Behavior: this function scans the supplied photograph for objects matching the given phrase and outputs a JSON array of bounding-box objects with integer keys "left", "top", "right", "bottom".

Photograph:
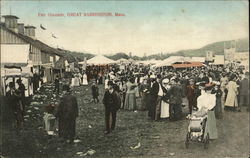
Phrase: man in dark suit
[
  {"left": 148, "top": 76, "right": 159, "bottom": 120},
  {"left": 154, "top": 74, "right": 168, "bottom": 121},
  {"left": 56, "top": 85, "right": 79, "bottom": 143},
  {"left": 103, "top": 83, "right": 121, "bottom": 134},
  {"left": 54, "top": 76, "right": 60, "bottom": 94},
  {"left": 239, "top": 72, "right": 249, "bottom": 110},
  {"left": 186, "top": 79, "right": 197, "bottom": 114},
  {"left": 6, "top": 82, "right": 23, "bottom": 131},
  {"left": 168, "top": 78, "right": 183, "bottom": 121},
  {"left": 17, "top": 79, "right": 25, "bottom": 118}
]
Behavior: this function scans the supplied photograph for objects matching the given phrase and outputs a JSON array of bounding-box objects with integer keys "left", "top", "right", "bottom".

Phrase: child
[
  {"left": 43, "top": 104, "right": 56, "bottom": 136},
  {"left": 91, "top": 82, "right": 99, "bottom": 103}
]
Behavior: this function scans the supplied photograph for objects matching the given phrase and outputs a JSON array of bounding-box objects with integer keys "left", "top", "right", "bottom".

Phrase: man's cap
[{"left": 17, "top": 79, "right": 22, "bottom": 83}]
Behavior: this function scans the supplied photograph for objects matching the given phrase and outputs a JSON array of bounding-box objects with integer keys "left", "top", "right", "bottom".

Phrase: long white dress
[
  {"left": 224, "top": 81, "right": 238, "bottom": 107},
  {"left": 160, "top": 100, "right": 169, "bottom": 118},
  {"left": 71, "top": 77, "right": 80, "bottom": 87},
  {"left": 104, "top": 79, "right": 109, "bottom": 89},
  {"left": 196, "top": 92, "right": 218, "bottom": 139},
  {"left": 82, "top": 74, "right": 88, "bottom": 85}
]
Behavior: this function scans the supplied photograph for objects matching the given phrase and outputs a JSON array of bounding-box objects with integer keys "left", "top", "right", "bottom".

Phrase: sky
[{"left": 1, "top": 0, "right": 249, "bottom": 56}]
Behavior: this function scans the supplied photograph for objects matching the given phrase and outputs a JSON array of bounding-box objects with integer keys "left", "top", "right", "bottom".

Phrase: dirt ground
[{"left": 1, "top": 83, "right": 249, "bottom": 158}]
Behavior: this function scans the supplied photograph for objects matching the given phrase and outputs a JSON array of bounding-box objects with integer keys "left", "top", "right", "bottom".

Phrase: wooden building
[{"left": 1, "top": 15, "right": 66, "bottom": 95}]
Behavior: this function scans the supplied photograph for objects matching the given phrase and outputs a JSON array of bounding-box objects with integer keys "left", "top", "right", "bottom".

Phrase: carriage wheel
[
  {"left": 185, "top": 132, "right": 191, "bottom": 149},
  {"left": 204, "top": 134, "right": 209, "bottom": 149}
]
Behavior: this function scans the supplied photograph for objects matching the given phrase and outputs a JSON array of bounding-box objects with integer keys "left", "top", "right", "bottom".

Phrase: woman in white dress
[
  {"left": 82, "top": 73, "right": 88, "bottom": 86},
  {"left": 160, "top": 78, "right": 170, "bottom": 119},
  {"left": 196, "top": 85, "right": 218, "bottom": 140},
  {"left": 124, "top": 78, "right": 137, "bottom": 111},
  {"left": 104, "top": 76, "right": 109, "bottom": 90},
  {"left": 224, "top": 75, "right": 239, "bottom": 110},
  {"left": 71, "top": 74, "right": 80, "bottom": 87}
]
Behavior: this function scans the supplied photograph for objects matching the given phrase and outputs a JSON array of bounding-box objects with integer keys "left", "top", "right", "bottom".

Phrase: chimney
[
  {"left": 25, "top": 25, "right": 36, "bottom": 38},
  {"left": 18, "top": 23, "right": 24, "bottom": 34},
  {"left": 2, "top": 15, "right": 19, "bottom": 33}
]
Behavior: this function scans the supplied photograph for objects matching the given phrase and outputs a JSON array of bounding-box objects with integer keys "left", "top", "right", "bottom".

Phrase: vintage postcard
[{"left": 0, "top": 0, "right": 249, "bottom": 158}]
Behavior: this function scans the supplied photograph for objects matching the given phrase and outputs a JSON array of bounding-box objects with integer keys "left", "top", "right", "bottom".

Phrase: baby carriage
[{"left": 185, "top": 109, "right": 210, "bottom": 149}]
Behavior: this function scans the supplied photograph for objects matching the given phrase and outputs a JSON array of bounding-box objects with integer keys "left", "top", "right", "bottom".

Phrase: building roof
[
  {"left": 172, "top": 62, "right": 204, "bottom": 68},
  {"left": 24, "top": 25, "right": 36, "bottom": 29},
  {"left": 2, "top": 15, "right": 19, "bottom": 19},
  {"left": 0, "top": 23, "right": 63, "bottom": 57}
]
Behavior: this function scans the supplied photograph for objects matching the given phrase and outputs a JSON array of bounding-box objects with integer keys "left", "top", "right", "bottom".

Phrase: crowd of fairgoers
[{"left": 3, "top": 62, "right": 249, "bottom": 142}]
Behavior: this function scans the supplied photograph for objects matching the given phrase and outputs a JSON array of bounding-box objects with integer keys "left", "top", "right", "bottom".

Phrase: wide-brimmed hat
[
  {"left": 150, "top": 74, "right": 156, "bottom": 79},
  {"left": 162, "top": 78, "right": 169, "bottom": 84}
]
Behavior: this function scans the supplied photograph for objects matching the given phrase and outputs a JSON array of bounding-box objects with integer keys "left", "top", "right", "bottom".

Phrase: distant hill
[
  {"left": 57, "top": 48, "right": 94, "bottom": 62},
  {"left": 173, "top": 38, "right": 249, "bottom": 57},
  {"left": 106, "top": 52, "right": 129, "bottom": 60},
  {"left": 62, "top": 38, "right": 249, "bottom": 62}
]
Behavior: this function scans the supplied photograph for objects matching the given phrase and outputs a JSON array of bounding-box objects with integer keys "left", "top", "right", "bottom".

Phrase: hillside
[
  {"left": 173, "top": 38, "right": 249, "bottom": 57},
  {"left": 62, "top": 38, "right": 249, "bottom": 62}
]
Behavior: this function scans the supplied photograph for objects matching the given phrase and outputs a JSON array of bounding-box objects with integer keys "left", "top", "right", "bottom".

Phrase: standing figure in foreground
[
  {"left": 91, "top": 82, "right": 99, "bottom": 103},
  {"left": 224, "top": 74, "right": 239, "bottom": 111},
  {"left": 103, "top": 84, "right": 121, "bottom": 134},
  {"left": 124, "top": 78, "right": 137, "bottom": 111},
  {"left": 54, "top": 76, "right": 60, "bottom": 94},
  {"left": 211, "top": 84, "right": 223, "bottom": 119},
  {"left": 56, "top": 85, "right": 79, "bottom": 143},
  {"left": 186, "top": 79, "right": 197, "bottom": 115},
  {"left": 148, "top": 77, "right": 158, "bottom": 120},
  {"left": 239, "top": 71, "right": 249, "bottom": 111},
  {"left": 17, "top": 79, "right": 26, "bottom": 118},
  {"left": 6, "top": 82, "right": 23, "bottom": 131},
  {"left": 196, "top": 85, "right": 218, "bottom": 140},
  {"left": 168, "top": 78, "right": 183, "bottom": 121}
]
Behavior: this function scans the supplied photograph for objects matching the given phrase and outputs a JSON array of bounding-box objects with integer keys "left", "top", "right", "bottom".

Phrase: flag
[{"left": 40, "top": 24, "right": 46, "bottom": 30}]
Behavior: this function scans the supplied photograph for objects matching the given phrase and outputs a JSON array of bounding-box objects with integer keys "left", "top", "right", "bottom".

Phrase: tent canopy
[
  {"left": 153, "top": 56, "right": 189, "bottom": 67},
  {"left": 86, "top": 55, "right": 116, "bottom": 65},
  {"left": 172, "top": 62, "right": 203, "bottom": 68},
  {"left": 116, "top": 58, "right": 130, "bottom": 63},
  {"left": 136, "top": 59, "right": 162, "bottom": 65},
  {"left": 191, "top": 57, "right": 205, "bottom": 63}
]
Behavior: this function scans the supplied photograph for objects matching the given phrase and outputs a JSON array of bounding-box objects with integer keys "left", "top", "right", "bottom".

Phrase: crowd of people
[
  {"left": 4, "top": 62, "right": 249, "bottom": 142},
  {"left": 98, "top": 64, "right": 249, "bottom": 138}
]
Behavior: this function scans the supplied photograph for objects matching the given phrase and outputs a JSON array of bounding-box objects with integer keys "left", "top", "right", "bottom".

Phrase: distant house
[
  {"left": 224, "top": 46, "right": 249, "bottom": 62},
  {"left": 205, "top": 51, "right": 214, "bottom": 62}
]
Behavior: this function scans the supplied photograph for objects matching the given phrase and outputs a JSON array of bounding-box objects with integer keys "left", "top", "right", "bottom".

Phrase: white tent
[
  {"left": 136, "top": 59, "right": 162, "bottom": 65},
  {"left": 153, "top": 56, "right": 188, "bottom": 67},
  {"left": 191, "top": 57, "right": 205, "bottom": 63},
  {"left": 86, "top": 55, "right": 116, "bottom": 65},
  {"left": 116, "top": 58, "right": 130, "bottom": 63}
]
